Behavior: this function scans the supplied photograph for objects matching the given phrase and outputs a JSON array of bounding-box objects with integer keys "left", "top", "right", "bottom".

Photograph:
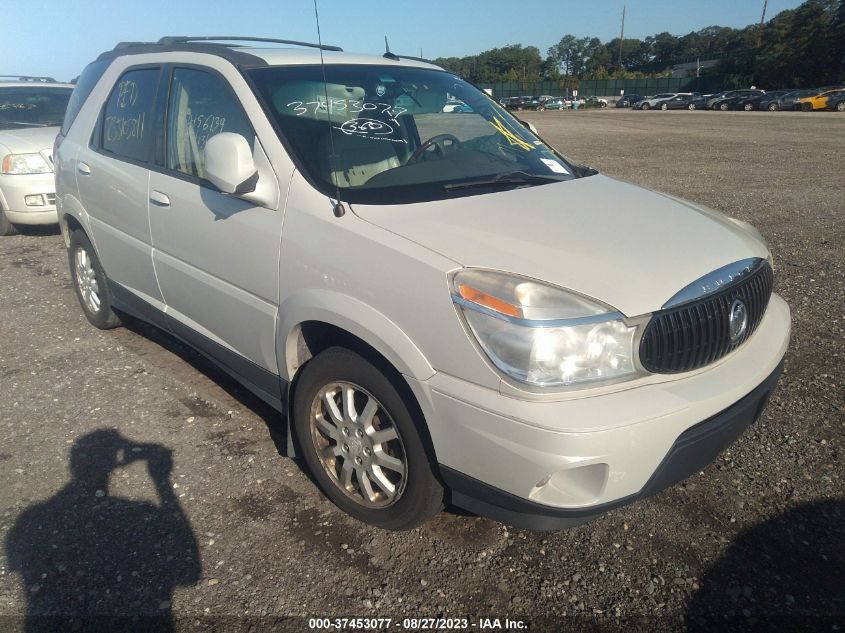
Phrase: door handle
[
  {"left": 77, "top": 162, "right": 91, "bottom": 176},
  {"left": 149, "top": 190, "right": 171, "bottom": 207}
]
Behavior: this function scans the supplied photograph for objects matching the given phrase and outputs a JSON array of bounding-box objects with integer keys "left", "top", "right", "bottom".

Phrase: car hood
[
  {"left": 0, "top": 126, "right": 59, "bottom": 154},
  {"left": 351, "top": 174, "right": 769, "bottom": 317}
]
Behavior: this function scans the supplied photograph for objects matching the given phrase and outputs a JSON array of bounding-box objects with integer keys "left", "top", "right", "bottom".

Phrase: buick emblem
[{"left": 728, "top": 299, "right": 748, "bottom": 343}]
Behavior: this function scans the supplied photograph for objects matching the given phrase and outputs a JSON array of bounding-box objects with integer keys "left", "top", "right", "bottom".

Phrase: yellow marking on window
[{"left": 490, "top": 116, "right": 534, "bottom": 151}]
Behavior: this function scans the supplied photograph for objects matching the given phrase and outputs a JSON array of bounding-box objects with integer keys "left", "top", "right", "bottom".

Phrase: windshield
[
  {"left": 0, "top": 86, "right": 72, "bottom": 130},
  {"left": 248, "top": 64, "right": 579, "bottom": 204}
]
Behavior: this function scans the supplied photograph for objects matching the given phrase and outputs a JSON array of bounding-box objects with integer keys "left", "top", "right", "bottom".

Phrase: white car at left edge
[{"left": 0, "top": 77, "right": 73, "bottom": 235}]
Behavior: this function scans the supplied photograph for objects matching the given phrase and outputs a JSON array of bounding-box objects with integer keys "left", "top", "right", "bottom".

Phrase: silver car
[
  {"left": 55, "top": 37, "right": 790, "bottom": 530},
  {"left": 0, "top": 77, "right": 73, "bottom": 235}
]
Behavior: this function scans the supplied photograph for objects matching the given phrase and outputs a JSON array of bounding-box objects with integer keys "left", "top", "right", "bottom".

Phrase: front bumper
[
  {"left": 408, "top": 293, "right": 790, "bottom": 530},
  {"left": 0, "top": 173, "right": 58, "bottom": 226},
  {"left": 441, "top": 360, "right": 782, "bottom": 530}
]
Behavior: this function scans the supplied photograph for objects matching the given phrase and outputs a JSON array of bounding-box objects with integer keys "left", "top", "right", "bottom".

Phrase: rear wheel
[
  {"left": 68, "top": 230, "right": 121, "bottom": 329},
  {"left": 661, "top": 103, "right": 668, "bottom": 110},
  {"left": 293, "top": 347, "right": 443, "bottom": 530},
  {"left": 743, "top": 103, "right": 754, "bottom": 111},
  {"left": 688, "top": 103, "right": 696, "bottom": 110},
  {"left": 719, "top": 102, "right": 730, "bottom": 111},
  {"left": 801, "top": 103, "right": 813, "bottom": 112},
  {"left": 641, "top": 103, "right": 650, "bottom": 110},
  {"left": 836, "top": 101, "right": 845, "bottom": 112},
  {"left": 0, "top": 208, "right": 18, "bottom": 236},
  {"left": 768, "top": 103, "right": 778, "bottom": 111}
]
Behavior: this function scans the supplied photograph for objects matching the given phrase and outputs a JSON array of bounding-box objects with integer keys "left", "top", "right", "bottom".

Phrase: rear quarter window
[{"left": 61, "top": 59, "right": 111, "bottom": 136}]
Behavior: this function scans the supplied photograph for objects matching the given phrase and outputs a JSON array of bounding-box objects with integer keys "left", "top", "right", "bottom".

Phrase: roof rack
[
  {"left": 382, "top": 53, "right": 436, "bottom": 65},
  {"left": 0, "top": 75, "right": 58, "bottom": 82},
  {"left": 154, "top": 36, "right": 342, "bottom": 52}
]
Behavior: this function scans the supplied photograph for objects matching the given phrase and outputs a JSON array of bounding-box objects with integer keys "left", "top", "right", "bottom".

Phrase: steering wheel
[{"left": 407, "top": 134, "right": 461, "bottom": 164}]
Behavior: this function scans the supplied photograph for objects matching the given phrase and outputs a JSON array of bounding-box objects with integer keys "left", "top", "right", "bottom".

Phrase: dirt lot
[{"left": 1, "top": 109, "right": 843, "bottom": 631}]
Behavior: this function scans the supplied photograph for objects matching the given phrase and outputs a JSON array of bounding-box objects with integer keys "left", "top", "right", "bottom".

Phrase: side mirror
[
  {"left": 517, "top": 118, "right": 539, "bottom": 136},
  {"left": 203, "top": 133, "right": 258, "bottom": 194}
]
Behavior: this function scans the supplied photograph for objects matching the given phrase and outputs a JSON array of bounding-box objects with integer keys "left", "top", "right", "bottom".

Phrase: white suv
[
  {"left": 0, "top": 77, "right": 73, "bottom": 235},
  {"left": 55, "top": 37, "right": 790, "bottom": 530}
]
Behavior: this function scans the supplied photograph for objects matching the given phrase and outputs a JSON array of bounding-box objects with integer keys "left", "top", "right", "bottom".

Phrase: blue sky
[{"left": 4, "top": 0, "right": 805, "bottom": 81}]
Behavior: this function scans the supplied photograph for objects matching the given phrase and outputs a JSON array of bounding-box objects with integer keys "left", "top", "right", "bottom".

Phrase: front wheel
[
  {"left": 688, "top": 103, "right": 696, "bottom": 110},
  {"left": 743, "top": 103, "right": 754, "bottom": 111},
  {"left": 68, "top": 230, "right": 121, "bottom": 329},
  {"left": 801, "top": 103, "right": 813, "bottom": 112},
  {"left": 293, "top": 347, "right": 443, "bottom": 530},
  {"left": 0, "top": 208, "right": 18, "bottom": 236},
  {"left": 768, "top": 103, "right": 778, "bottom": 111},
  {"left": 719, "top": 102, "right": 730, "bottom": 111},
  {"left": 641, "top": 103, "right": 651, "bottom": 110},
  {"left": 837, "top": 101, "right": 845, "bottom": 112},
  {"left": 661, "top": 103, "right": 668, "bottom": 110}
]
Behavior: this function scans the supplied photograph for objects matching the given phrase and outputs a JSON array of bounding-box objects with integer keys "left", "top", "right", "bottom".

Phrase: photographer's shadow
[{"left": 5, "top": 429, "right": 201, "bottom": 632}]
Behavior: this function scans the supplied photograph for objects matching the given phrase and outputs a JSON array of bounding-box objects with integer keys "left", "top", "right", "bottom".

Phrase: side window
[
  {"left": 61, "top": 58, "right": 111, "bottom": 136},
  {"left": 165, "top": 68, "right": 254, "bottom": 179},
  {"left": 101, "top": 68, "right": 159, "bottom": 162}
]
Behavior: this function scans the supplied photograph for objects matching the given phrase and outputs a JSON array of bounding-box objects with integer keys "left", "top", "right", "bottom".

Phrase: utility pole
[
  {"left": 618, "top": 4, "right": 626, "bottom": 69},
  {"left": 760, "top": 0, "right": 768, "bottom": 27}
]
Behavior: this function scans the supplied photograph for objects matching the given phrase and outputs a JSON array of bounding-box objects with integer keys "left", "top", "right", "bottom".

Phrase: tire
[
  {"left": 836, "top": 101, "right": 845, "bottom": 112},
  {"left": 641, "top": 103, "right": 650, "bottom": 110},
  {"left": 719, "top": 102, "right": 730, "bottom": 111},
  {"left": 661, "top": 103, "right": 668, "bottom": 110},
  {"left": 68, "top": 230, "right": 121, "bottom": 329},
  {"left": 743, "top": 103, "right": 754, "bottom": 111},
  {"left": 688, "top": 103, "right": 696, "bottom": 110},
  {"left": 801, "top": 103, "right": 812, "bottom": 112},
  {"left": 768, "top": 103, "right": 778, "bottom": 111},
  {"left": 0, "top": 207, "right": 18, "bottom": 236},
  {"left": 292, "top": 347, "right": 444, "bottom": 530}
]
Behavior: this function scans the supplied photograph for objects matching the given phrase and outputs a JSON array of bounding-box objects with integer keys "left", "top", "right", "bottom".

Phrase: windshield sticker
[
  {"left": 489, "top": 116, "right": 534, "bottom": 151},
  {"left": 376, "top": 84, "right": 386, "bottom": 97},
  {"left": 336, "top": 118, "right": 406, "bottom": 143},
  {"left": 541, "top": 158, "right": 570, "bottom": 175}
]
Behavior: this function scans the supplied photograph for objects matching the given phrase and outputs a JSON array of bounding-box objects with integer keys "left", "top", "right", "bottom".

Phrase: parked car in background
[
  {"left": 580, "top": 96, "right": 607, "bottom": 108},
  {"left": 775, "top": 89, "right": 817, "bottom": 111},
  {"left": 658, "top": 94, "right": 706, "bottom": 110},
  {"left": 826, "top": 91, "right": 845, "bottom": 112},
  {"left": 798, "top": 88, "right": 845, "bottom": 111},
  {"left": 56, "top": 37, "right": 790, "bottom": 531},
  {"left": 615, "top": 93, "right": 642, "bottom": 107},
  {"left": 709, "top": 90, "right": 765, "bottom": 111},
  {"left": 501, "top": 97, "right": 522, "bottom": 110},
  {"left": 633, "top": 93, "right": 678, "bottom": 110},
  {"left": 543, "top": 98, "right": 568, "bottom": 110},
  {"left": 0, "top": 76, "right": 74, "bottom": 235},
  {"left": 756, "top": 90, "right": 793, "bottom": 111}
]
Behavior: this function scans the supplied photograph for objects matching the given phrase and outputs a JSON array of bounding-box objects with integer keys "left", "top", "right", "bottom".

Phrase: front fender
[{"left": 277, "top": 289, "right": 435, "bottom": 383}]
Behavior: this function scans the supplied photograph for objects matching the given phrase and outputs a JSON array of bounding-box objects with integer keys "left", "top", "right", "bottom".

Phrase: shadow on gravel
[
  {"left": 5, "top": 429, "right": 201, "bottom": 633},
  {"left": 10, "top": 224, "right": 61, "bottom": 237},
  {"left": 686, "top": 498, "right": 844, "bottom": 631}
]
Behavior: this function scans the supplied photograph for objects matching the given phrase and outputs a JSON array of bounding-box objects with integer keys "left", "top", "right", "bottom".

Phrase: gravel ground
[{"left": 0, "top": 109, "right": 842, "bottom": 632}]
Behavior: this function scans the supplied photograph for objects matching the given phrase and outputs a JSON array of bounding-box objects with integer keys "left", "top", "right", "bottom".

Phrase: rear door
[
  {"left": 76, "top": 65, "right": 164, "bottom": 307},
  {"left": 147, "top": 65, "right": 285, "bottom": 397}
]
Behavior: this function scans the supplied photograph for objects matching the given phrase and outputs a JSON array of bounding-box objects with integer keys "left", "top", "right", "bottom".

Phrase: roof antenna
[
  {"left": 312, "top": 0, "right": 345, "bottom": 217},
  {"left": 383, "top": 36, "right": 399, "bottom": 61}
]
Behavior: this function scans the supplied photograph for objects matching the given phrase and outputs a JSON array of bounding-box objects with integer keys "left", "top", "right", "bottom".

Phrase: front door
[{"left": 147, "top": 66, "right": 284, "bottom": 398}]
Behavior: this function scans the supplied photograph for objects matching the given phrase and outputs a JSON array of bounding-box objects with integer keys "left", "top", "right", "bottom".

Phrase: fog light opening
[{"left": 24, "top": 194, "right": 46, "bottom": 207}]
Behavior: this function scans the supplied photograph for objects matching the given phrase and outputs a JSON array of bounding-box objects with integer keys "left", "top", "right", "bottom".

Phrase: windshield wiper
[{"left": 443, "top": 171, "right": 564, "bottom": 192}]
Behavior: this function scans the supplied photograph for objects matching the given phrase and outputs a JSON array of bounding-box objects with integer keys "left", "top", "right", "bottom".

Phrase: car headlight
[
  {"left": 1, "top": 153, "right": 52, "bottom": 175},
  {"left": 451, "top": 269, "right": 640, "bottom": 388}
]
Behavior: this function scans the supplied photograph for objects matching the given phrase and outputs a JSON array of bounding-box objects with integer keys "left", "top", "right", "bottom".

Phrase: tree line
[{"left": 434, "top": 0, "right": 844, "bottom": 88}]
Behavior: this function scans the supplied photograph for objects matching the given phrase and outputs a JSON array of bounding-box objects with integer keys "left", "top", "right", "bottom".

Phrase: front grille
[{"left": 639, "top": 262, "right": 774, "bottom": 373}]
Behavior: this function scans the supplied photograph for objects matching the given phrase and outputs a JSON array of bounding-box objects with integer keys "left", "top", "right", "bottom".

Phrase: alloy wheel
[
  {"left": 75, "top": 248, "right": 101, "bottom": 313},
  {"left": 309, "top": 382, "right": 407, "bottom": 508}
]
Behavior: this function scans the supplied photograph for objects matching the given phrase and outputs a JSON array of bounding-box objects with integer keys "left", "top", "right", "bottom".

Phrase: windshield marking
[
  {"left": 286, "top": 100, "right": 407, "bottom": 125},
  {"left": 489, "top": 116, "right": 534, "bottom": 151},
  {"left": 336, "top": 118, "right": 407, "bottom": 143}
]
